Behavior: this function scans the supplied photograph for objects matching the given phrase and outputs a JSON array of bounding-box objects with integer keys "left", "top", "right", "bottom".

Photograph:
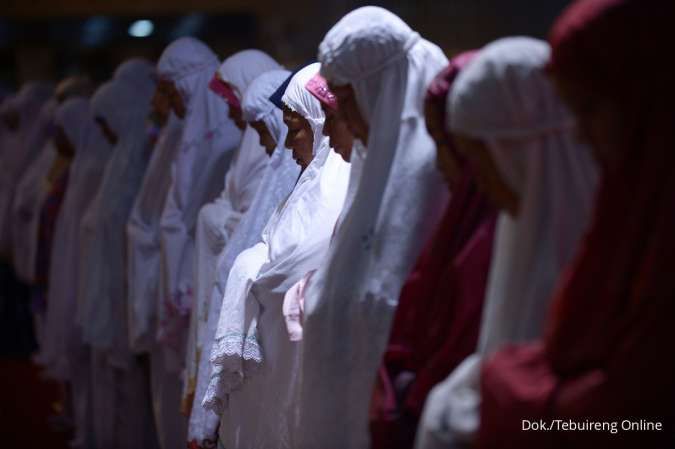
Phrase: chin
[{"left": 337, "top": 149, "right": 351, "bottom": 163}]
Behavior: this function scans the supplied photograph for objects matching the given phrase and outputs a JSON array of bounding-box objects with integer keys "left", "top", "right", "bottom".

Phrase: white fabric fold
[
  {"left": 10, "top": 142, "right": 55, "bottom": 282},
  {"left": 78, "top": 60, "right": 156, "bottom": 366},
  {"left": 0, "top": 82, "right": 53, "bottom": 256},
  {"left": 127, "top": 114, "right": 184, "bottom": 353}
]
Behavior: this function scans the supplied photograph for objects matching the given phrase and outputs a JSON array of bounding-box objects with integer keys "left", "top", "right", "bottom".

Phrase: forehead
[{"left": 282, "top": 106, "right": 304, "bottom": 123}]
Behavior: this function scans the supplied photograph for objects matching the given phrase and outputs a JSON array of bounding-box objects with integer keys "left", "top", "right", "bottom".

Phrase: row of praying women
[{"left": 0, "top": 0, "right": 672, "bottom": 448}]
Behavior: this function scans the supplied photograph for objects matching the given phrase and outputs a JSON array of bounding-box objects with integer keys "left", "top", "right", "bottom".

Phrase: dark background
[{"left": 0, "top": 0, "right": 572, "bottom": 91}]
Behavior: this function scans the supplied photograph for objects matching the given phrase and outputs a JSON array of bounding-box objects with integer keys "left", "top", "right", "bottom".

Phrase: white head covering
[
  {"left": 204, "top": 62, "right": 349, "bottom": 409},
  {"left": 0, "top": 81, "right": 54, "bottom": 256},
  {"left": 241, "top": 69, "right": 288, "bottom": 142},
  {"left": 11, "top": 76, "right": 94, "bottom": 283},
  {"left": 185, "top": 49, "right": 280, "bottom": 412},
  {"left": 127, "top": 113, "right": 184, "bottom": 353},
  {"left": 156, "top": 37, "right": 241, "bottom": 371},
  {"left": 157, "top": 37, "right": 239, "bottom": 150},
  {"left": 415, "top": 37, "right": 598, "bottom": 449},
  {"left": 281, "top": 64, "right": 327, "bottom": 157},
  {"left": 216, "top": 49, "right": 281, "bottom": 99},
  {"left": 39, "top": 97, "right": 112, "bottom": 378},
  {"left": 298, "top": 7, "right": 448, "bottom": 447},
  {"left": 185, "top": 69, "right": 301, "bottom": 447},
  {"left": 10, "top": 142, "right": 56, "bottom": 282},
  {"left": 114, "top": 57, "right": 156, "bottom": 89},
  {"left": 78, "top": 67, "right": 156, "bottom": 364}
]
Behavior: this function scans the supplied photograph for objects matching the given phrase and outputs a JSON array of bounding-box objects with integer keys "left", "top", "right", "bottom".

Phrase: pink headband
[
  {"left": 305, "top": 73, "right": 338, "bottom": 110},
  {"left": 209, "top": 73, "right": 241, "bottom": 110}
]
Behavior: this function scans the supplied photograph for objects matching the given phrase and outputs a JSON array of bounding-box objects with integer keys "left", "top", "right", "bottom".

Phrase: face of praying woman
[
  {"left": 159, "top": 79, "right": 186, "bottom": 119},
  {"left": 250, "top": 120, "right": 277, "bottom": 157},
  {"left": 453, "top": 134, "right": 520, "bottom": 216},
  {"left": 551, "top": 74, "right": 623, "bottom": 173},
  {"left": 321, "top": 102, "right": 353, "bottom": 162},
  {"left": 95, "top": 116, "right": 118, "bottom": 146},
  {"left": 53, "top": 125, "right": 75, "bottom": 158},
  {"left": 150, "top": 81, "right": 171, "bottom": 127},
  {"left": 228, "top": 104, "right": 246, "bottom": 131},
  {"left": 424, "top": 99, "right": 461, "bottom": 187},
  {"left": 328, "top": 82, "right": 369, "bottom": 145},
  {"left": 283, "top": 106, "right": 314, "bottom": 170}
]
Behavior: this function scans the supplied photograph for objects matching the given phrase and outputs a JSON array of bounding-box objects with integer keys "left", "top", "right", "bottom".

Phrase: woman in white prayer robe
[
  {"left": 186, "top": 69, "right": 299, "bottom": 448},
  {"left": 11, "top": 76, "right": 93, "bottom": 288},
  {"left": 185, "top": 49, "right": 281, "bottom": 414},
  {"left": 126, "top": 78, "right": 187, "bottom": 449},
  {"left": 39, "top": 97, "right": 112, "bottom": 448},
  {"left": 204, "top": 62, "right": 350, "bottom": 449},
  {"left": 155, "top": 37, "right": 241, "bottom": 372},
  {"left": 0, "top": 82, "right": 53, "bottom": 258},
  {"left": 77, "top": 59, "right": 160, "bottom": 449}
]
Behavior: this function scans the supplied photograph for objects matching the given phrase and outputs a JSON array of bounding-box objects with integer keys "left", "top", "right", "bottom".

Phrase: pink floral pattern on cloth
[
  {"left": 157, "top": 288, "right": 192, "bottom": 349},
  {"left": 282, "top": 270, "right": 315, "bottom": 341},
  {"left": 187, "top": 437, "right": 216, "bottom": 449},
  {"left": 304, "top": 73, "right": 338, "bottom": 110}
]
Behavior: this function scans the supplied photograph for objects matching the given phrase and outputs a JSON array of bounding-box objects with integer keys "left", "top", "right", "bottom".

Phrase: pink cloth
[
  {"left": 208, "top": 74, "right": 241, "bottom": 110},
  {"left": 305, "top": 73, "right": 338, "bottom": 110},
  {"left": 282, "top": 270, "right": 315, "bottom": 342}
]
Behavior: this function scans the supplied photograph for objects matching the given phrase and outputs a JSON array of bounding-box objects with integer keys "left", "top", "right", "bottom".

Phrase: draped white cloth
[
  {"left": 77, "top": 59, "right": 160, "bottom": 449},
  {"left": 415, "top": 37, "right": 598, "bottom": 449},
  {"left": 127, "top": 114, "right": 184, "bottom": 353},
  {"left": 216, "top": 49, "right": 281, "bottom": 99},
  {"left": 0, "top": 82, "right": 53, "bottom": 256},
  {"left": 185, "top": 50, "right": 281, "bottom": 410},
  {"left": 38, "top": 97, "right": 112, "bottom": 448},
  {"left": 281, "top": 140, "right": 367, "bottom": 342},
  {"left": 206, "top": 63, "right": 351, "bottom": 449},
  {"left": 297, "top": 8, "right": 448, "bottom": 448},
  {"left": 11, "top": 142, "right": 55, "bottom": 282},
  {"left": 156, "top": 38, "right": 241, "bottom": 372},
  {"left": 186, "top": 69, "right": 298, "bottom": 447}
]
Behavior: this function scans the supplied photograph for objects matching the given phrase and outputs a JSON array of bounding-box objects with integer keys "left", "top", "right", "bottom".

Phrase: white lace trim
[
  {"left": 210, "top": 332, "right": 262, "bottom": 363},
  {"left": 202, "top": 332, "right": 263, "bottom": 415}
]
